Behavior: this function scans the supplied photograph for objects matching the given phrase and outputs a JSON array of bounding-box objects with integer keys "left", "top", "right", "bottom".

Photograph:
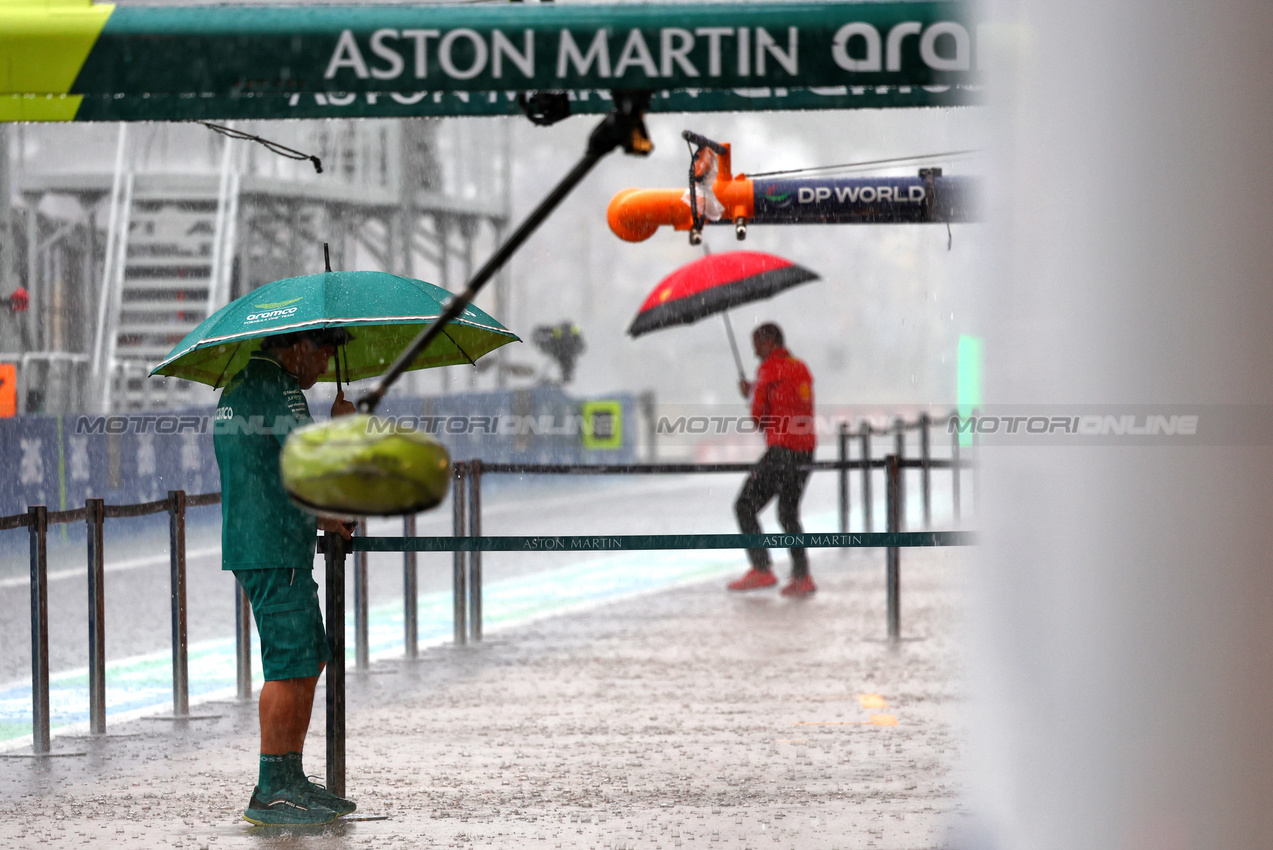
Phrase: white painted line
[
  {"left": 1, "top": 477, "right": 717, "bottom": 589},
  {"left": 0, "top": 546, "right": 222, "bottom": 589}
]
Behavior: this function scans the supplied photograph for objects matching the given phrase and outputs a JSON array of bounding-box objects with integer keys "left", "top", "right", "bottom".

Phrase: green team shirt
[{"left": 213, "top": 352, "right": 317, "bottom": 571}]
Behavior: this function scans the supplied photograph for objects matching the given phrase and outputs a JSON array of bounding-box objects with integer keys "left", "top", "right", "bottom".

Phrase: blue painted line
[
  {"left": 0, "top": 507, "right": 897, "bottom": 749},
  {"left": 0, "top": 539, "right": 754, "bottom": 749}
]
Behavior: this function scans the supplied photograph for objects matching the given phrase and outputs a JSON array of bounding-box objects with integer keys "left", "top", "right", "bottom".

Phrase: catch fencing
[{"left": 0, "top": 410, "right": 975, "bottom": 784}]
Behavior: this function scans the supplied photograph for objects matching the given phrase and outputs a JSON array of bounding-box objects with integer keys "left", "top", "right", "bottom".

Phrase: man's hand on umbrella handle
[
  {"left": 739, "top": 379, "right": 753, "bottom": 399},
  {"left": 318, "top": 517, "right": 354, "bottom": 539},
  {"left": 331, "top": 389, "right": 356, "bottom": 418}
]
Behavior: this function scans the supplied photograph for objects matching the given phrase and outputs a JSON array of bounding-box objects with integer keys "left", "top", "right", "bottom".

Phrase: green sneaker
[
  {"left": 296, "top": 776, "right": 357, "bottom": 816},
  {"left": 243, "top": 785, "right": 340, "bottom": 826}
]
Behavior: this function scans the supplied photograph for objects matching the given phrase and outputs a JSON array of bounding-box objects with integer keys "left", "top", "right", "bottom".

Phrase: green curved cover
[
  {"left": 282, "top": 414, "right": 452, "bottom": 516},
  {"left": 150, "top": 270, "right": 519, "bottom": 387}
]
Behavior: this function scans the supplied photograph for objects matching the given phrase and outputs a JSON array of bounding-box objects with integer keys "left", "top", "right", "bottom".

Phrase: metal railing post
[
  {"left": 860, "top": 424, "right": 873, "bottom": 533},
  {"left": 468, "top": 459, "right": 483, "bottom": 643},
  {"left": 885, "top": 455, "right": 901, "bottom": 645},
  {"left": 324, "top": 532, "right": 347, "bottom": 797},
  {"left": 639, "top": 389, "right": 658, "bottom": 462},
  {"left": 167, "top": 490, "right": 189, "bottom": 717},
  {"left": 354, "top": 519, "right": 369, "bottom": 671},
  {"left": 403, "top": 513, "right": 418, "bottom": 659},
  {"left": 893, "top": 418, "right": 906, "bottom": 533},
  {"left": 224, "top": 471, "right": 249, "bottom": 698},
  {"left": 452, "top": 462, "right": 468, "bottom": 645},
  {"left": 837, "top": 423, "right": 849, "bottom": 534},
  {"left": 235, "top": 582, "right": 252, "bottom": 700},
  {"left": 85, "top": 499, "right": 106, "bottom": 735},
  {"left": 951, "top": 420, "right": 962, "bottom": 521},
  {"left": 29, "top": 506, "right": 50, "bottom": 754},
  {"left": 971, "top": 412, "right": 980, "bottom": 517},
  {"left": 920, "top": 413, "right": 932, "bottom": 527}
]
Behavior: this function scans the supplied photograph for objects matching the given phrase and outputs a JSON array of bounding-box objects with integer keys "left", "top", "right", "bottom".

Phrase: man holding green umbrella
[
  {"left": 153, "top": 268, "right": 517, "bottom": 824},
  {"left": 214, "top": 327, "right": 357, "bottom": 826}
]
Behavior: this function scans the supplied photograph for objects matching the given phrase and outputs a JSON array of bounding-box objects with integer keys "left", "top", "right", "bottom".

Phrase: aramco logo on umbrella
[{"left": 244, "top": 306, "right": 301, "bottom": 324}]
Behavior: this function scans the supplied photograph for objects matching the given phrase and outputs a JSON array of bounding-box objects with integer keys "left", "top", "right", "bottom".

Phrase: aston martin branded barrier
[{"left": 0, "top": 0, "right": 982, "bottom": 121}]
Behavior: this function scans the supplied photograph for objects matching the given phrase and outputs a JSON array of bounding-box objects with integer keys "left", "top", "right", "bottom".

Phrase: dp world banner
[{"left": 0, "top": 0, "right": 981, "bottom": 122}]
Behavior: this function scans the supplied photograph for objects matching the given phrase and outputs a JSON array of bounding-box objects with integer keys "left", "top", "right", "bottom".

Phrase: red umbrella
[{"left": 627, "top": 250, "right": 819, "bottom": 378}]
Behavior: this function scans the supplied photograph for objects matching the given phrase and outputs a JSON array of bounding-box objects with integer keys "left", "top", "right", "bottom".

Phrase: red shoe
[
  {"left": 780, "top": 576, "right": 817, "bottom": 597},
  {"left": 727, "top": 569, "right": 778, "bottom": 591}
]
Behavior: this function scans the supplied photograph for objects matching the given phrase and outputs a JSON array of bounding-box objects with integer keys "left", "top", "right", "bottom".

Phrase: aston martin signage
[{"left": 0, "top": 0, "right": 981, "bottom": 121}]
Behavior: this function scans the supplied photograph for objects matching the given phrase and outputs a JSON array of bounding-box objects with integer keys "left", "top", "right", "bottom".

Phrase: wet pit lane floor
[{"left": 0, "top": 543, "right": 970, "bottom": 850}]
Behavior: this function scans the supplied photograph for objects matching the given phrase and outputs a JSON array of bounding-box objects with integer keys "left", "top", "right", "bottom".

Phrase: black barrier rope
[
  {"left": 476, "top": 458, "right": 960, "bottom": 475},
  {"left": 348, "top": 531, "right": 975, "bottom": 554}
]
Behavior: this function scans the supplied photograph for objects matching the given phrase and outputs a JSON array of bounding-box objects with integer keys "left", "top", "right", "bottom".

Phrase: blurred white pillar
[{"left": 976, "top": 1, "right": 1273, "bottom": 847}]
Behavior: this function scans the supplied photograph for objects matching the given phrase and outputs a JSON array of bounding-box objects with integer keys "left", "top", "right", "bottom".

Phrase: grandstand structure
[{"left": 0, "top": 119, "right": 511, "bottom": 413}]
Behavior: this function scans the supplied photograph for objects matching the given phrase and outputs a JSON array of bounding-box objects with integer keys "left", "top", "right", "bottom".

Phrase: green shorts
[{"left": 233, "top": 568, "right": 332, "bottom": 681}]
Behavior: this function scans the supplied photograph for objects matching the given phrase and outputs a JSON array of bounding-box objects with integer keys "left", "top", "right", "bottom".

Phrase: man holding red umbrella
[{"left": 728, "top": 323, "right": 818, "bottom": 597}]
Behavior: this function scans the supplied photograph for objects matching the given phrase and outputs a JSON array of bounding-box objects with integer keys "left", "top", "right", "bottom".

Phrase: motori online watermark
[
  {"left": 646, "top": 405, "right": 1219, "bottom": 446},
  {"left": 73, "top": 412, "right": 605, "bottom": 437},
  {"left": 76, "top": 414, "right": 213, "bottom": 435},
  {"left": 654, "top": 412, "right": 1204, "bottom": 438},
  {"left": 947, "top": 413, "right": 1199, "bottom": 437},
  {"left": 72, "top": 408, "right": 1220, "bottom": 445}
]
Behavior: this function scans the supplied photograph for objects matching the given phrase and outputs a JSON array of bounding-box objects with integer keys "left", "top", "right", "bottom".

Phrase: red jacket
[{"left": 750, "top": 348, "right": 816, "bottom": 452}]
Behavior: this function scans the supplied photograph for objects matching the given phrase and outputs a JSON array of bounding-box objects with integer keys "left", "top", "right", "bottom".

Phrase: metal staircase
[
  {"left": 15, "top": 118, "right": 509, "bottom": 414},
  {"left": 92, "top": 126, "right": 239, "bottom": 410}
]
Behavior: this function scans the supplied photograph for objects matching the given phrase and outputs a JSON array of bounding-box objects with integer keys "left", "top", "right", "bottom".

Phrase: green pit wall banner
[{"left": 0, "top": 0, "right": 982, "bottom": 122}]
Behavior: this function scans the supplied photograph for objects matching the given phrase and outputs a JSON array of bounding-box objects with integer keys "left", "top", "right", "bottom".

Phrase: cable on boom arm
[{"left": 200, "top": 122, "right": 323, "bottom": 173}]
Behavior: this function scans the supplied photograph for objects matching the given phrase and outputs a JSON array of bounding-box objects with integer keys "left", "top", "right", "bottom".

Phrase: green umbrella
[{"left": 149, "top": 270, "right": 518, "bottom": 387}]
